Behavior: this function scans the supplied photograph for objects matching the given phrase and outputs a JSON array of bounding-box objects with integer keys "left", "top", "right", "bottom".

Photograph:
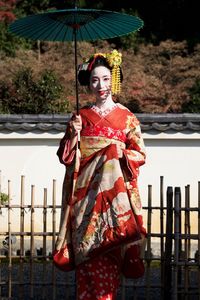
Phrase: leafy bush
[
  {"left": 0, "top": 192, "right": 9, "bottom": 204},
  {"left": 110, "top": 9, "right": 144, "bottom": 51},
  {"left": 0, "top": 22, "right": 33, "bottom": 57},
  {"left": 0, "top": 22, "right": 16, "bottom": 56},
  {"left": 0, "top": 67, "right": 70, "bottom": 113},
  {"left": 182, "top": 79, "right": 200, "bottom": 113}
]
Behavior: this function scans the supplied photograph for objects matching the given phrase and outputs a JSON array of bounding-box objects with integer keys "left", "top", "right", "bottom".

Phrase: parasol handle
[
  {"left": 73, "top": 0, "right": 79, "bottom": 9},
  {"left": 74, "top": 28, "right": 79, "bottom": 115}
]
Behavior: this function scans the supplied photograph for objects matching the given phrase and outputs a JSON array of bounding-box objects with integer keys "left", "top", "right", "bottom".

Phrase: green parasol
[{"left": 9, "top": 5, "right": 144, "bottom": 113}]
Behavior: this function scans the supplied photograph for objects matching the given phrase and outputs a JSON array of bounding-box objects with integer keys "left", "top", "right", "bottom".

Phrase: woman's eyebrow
[{"left": 92, "top": 75, "right": 110, "bottom": 78}]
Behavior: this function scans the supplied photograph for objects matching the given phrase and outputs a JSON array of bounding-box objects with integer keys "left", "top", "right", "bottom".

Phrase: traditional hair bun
[{"left": 78, "top": 69, "right": 90, "bottom": 86}]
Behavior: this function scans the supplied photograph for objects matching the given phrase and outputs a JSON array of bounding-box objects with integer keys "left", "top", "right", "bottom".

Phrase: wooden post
[
  {"left": 0, "top": 170, "right": 1, "bottom": 194},
  {"left": 160, "top": 176, "right": 164, "bottom": 298},
  {"left": 174, "top": 187, "right": 181, "bottom": 300},
  {"left": 30, "top": 185, "right": 35, "bottom": 299},
  {"left": 184, "top": 185, "right": 190, "bottom": 300},
  {"left": 163, "top": 186, "right": 173, "bottom": 300},
  {"left": 42, "top": 188, "right": 47, "bottom": 299},
  {"left": 19, "top": 175, "right": 25, "bottom": 299},
  {"left": 52, "top": 179, "right": 56, "bottom": 300},
  {"left": 177, "top": 188, "right": 182, "bottom": 299},
  {"left": 145, "top": 185, "right": 152, "bottom": 300},
  {"left": 198, "top": 181, "right": 200, "bottom": 299},
  {"left": 0, "top": 170, "right": 2, "bottom": 300},
  {"left": 8, "top": 180, "right": 12, "bottom": 300}
]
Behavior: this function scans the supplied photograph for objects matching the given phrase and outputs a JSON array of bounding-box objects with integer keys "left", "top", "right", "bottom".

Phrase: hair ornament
[
  {"left": 106, "top": 50, "right": 122, "bottom": 94},
  {"left": 87, "top": 52, "right": 106, "bottom": 71},
  {"left": 78, "top": 62, "right": 89, "bottom": 72}
]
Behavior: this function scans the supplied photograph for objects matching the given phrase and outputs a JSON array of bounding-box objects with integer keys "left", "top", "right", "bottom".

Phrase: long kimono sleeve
[
  {"left": 55, "top": 118, "right": 81, "bottom": 251},
  {"left": 123, "top": 120, "right": 146, "bottom": 181},
  {"left": 57, "top": 123, "right": 77, "bottom": 165},
  {"left": 121, "top": 114, "right": 146, "bottom": 236}
]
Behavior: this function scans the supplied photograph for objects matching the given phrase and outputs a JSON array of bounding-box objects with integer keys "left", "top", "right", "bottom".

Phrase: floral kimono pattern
[{"left": 56, "top": 103, "right": 146, "bottom": 266}]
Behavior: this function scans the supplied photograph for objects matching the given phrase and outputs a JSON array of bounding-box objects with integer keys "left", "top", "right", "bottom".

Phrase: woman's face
[{"left": 90, "top": 66, "right": 111, "bottom": 101}]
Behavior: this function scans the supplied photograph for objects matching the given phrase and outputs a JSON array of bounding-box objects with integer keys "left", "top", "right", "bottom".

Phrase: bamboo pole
[
  {"left": 8, "top": 180, "right": 12, "bottom": 300},
  {"left": 145, "top": 185, "right": 152, "bottom": 300},
  {"left": 52, "top": 179, "right": 56, "bottom": 300},
  {"left": 174, "top": 187, "right": 181, "bottom": 300},
  {"left": 187, "top": 185, "right": 191, "bottom": 258},
  {"left": 178, "top": 189, "right": 182, "bottom": 300},
  {"left": 198, "top": 182, "right": 200, "bottom": 299},
  {"left": 42, "top": 188, "right": 47, "bottom": 299},
  {"left": 163, "top": 186, "right": 173, "bottom": 300},
  {"left": 30, "top": 185, "right": 35, "bottom": 299},
  {"left": 184, "top": 185, "right": 190, "bottom": 300},
  {"left": 0, "top": 170, "right": 2, "bottom": 300},
  {"left": 0, "top": 170, "right": 1, "bottom": 194},
  {"left": 160, "top": 176, "right": 164, "bottom": 297},
  {"left": 19, "top": 175, "right": 25, "bottom": 299}
]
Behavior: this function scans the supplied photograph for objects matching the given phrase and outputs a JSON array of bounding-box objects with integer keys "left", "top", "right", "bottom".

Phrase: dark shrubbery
[
  {"left": 182, "top": 79, "right": 200, "bottom": 113},
  {"left": 0, "top": 67, "right": 70, "bottom": 113}
]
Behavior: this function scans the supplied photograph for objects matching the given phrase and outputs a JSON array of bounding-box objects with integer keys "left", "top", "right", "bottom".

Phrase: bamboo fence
[{"left": 0, "top": 174, "right": 199, "bottom": 300}]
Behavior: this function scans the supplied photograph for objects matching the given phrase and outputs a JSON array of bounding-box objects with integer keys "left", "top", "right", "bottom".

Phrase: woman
[{"left": 54, "top": 50, "right": 146, "bottom": 300}]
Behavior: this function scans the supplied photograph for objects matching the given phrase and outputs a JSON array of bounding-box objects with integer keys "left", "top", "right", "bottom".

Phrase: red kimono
[{"left": 55, "top": 103, "right": 146, "bottom": 300}]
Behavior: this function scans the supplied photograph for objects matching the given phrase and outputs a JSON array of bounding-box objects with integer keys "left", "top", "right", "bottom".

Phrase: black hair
[{"left": 78, "top": 56, "right": 123, "bottom": 86}]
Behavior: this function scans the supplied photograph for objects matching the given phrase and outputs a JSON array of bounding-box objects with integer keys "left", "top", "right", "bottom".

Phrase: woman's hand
[{"left": 69, "top": 114, "right": 82, "bottom": 137}]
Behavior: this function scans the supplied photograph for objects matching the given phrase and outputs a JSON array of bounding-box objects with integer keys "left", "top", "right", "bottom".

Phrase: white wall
[
  {"left": 0, "top": 130, "right": 200, "bottom": 232},
  {"left": 140, "top": 131, "right": 200, "bottom": 205}
]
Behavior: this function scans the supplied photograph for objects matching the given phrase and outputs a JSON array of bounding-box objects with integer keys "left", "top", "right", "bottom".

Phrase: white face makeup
[{"left": 90, "top": 66, "right": 112, "bottom": 102}]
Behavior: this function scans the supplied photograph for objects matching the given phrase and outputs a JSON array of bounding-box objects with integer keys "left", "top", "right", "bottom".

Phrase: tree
[
  {"left": 0, "top": 67, "right": 69, "bottom": 114},
  {"left": 0, "top": 0, "right": 17, "bottom": 56},
  {"left": 0, "top": 0, "right": 16, "bottom": 23},
  {"left": 16, "top": 0, "right": 50, "bottom": 16},
  {"left": 182, "top": 79, "right": 200, "bottom": 113}
]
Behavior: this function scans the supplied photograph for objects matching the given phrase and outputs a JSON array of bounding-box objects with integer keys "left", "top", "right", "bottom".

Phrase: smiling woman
[{"left": 54, "top": 50, "right": 147, "bottom": 300}]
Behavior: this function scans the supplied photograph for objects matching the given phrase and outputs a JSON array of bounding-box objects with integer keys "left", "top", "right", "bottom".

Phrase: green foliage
[
  {"left": 0, "top": 80, "right": 10, "bottom": 113},
  {"left": 0, "top": 0, "right": 32, "bottom": 56},
  {"left": 15, "top": 0, "right": 51, "bottom": 16},
  {"left": 125, "top": 98, "right": 142, "bottom": 113},
  {"left": 0, "top": 192, "right": 9, "bottom": 204},
  {"left": 108, "top": 9, "right": 144, "bottom": 51},
  {"left": 0, "top": 22, "right": 16, "bottom": 56},
  {"left": 0, "top": 67, "right": 69, "bottom": 114},
  {"left": 0, "top": 22, "right": 32, "bottom": 57},
  {"left": 113, "top": 32, "right": 143, "bottom": 51},
  {"left": 49, "top": 0, "right": 83, "bottom": 9},
  {"left": 182, "top": 79, "right": 200, "bottom": 113}
]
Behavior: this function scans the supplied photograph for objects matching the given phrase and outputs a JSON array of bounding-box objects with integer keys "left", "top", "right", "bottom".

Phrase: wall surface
[
  {"left": 140, "top": 130, "right": 200, "bottom": 205},
  {"left": 1, "top": 130, "right": 199, "bottom": 202},
  {"left": 0, "top": 117, "right": 200, "bottom": 234}
]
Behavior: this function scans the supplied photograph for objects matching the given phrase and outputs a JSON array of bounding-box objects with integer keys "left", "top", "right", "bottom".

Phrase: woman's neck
[{"left": 95, "top": 96, "right": 115, "bottom": 110}]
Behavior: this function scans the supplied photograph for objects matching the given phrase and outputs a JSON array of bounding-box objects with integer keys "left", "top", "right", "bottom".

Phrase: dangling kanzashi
[{"left": 106, "top": 50, "right": 122, "bottom": 95}]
